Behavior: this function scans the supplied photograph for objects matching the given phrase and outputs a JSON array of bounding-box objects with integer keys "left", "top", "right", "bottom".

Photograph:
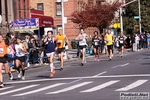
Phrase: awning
[{"left": 31, "top": 14, "right": 54, "bottom": 27}]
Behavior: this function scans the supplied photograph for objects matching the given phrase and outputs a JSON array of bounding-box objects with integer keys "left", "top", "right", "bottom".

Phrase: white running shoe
[
  {"left": 21, "top": 76, "right": 25, "bottom": 80},
  {"left": 18, "top": 72, "right": 22, "bottom": 78}
]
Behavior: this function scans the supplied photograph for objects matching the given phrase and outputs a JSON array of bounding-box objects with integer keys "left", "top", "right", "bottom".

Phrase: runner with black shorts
[
  {"left": 75, "top": 28, "right": 88, "bottom": 66},
  {"left": 118, "top": 32, "right": 126, "bottom": 57},
  {"left": 55, "top": 29, "right": 68, "bottom": 71},
  {"left": 105, "top": 29, "right": 114, "bottom": 60},
  {"left": 92, "top": 31, "right": 100, "bottom": 62},
  {"left": 15, "top": 37, "right": 27, "bottom": 80},
  {"left": 0, "top": 34, "right": 13, "bottom": 88}
]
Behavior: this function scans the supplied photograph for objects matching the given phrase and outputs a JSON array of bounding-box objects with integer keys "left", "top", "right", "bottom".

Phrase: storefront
[{"left": 10, "top": 15, "right": 54, "bottom": 39}]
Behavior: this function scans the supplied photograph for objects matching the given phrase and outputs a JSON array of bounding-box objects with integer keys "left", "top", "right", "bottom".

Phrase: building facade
[{"left": 0, "top": 0, "right": 14, "bottom": 34}]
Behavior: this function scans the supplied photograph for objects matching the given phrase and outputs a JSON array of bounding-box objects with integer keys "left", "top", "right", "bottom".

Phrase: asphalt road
[{"left": 1, "top": 49, "right": 150, "bottom": 100}]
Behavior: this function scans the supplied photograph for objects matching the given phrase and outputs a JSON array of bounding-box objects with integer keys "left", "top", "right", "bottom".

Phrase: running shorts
[
  {"left": 57, "top": 48, "right": 65, "bottom": 54},
  {"left": 15, "top": 56, "right": 26, "bottom": 62},
  {"left": 0, "top": 57, "right": 8, "bottom": 63},
  {"left": 79, "top": 45, "right": 86, "bottom": 50}
]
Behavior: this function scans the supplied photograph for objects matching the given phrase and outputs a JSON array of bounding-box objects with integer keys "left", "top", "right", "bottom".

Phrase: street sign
[{"left": 134, "top": 16, "right": 139, "bottom": 19}]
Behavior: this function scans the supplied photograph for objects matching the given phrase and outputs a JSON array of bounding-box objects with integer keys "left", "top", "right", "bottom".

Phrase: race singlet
[{"left": 79, "top": 35, "right": 86, "bottom": 46}]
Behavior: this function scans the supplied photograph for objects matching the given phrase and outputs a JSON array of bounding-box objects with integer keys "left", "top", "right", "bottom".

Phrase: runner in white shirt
[
  {"left": 75, "top": 28, "right": 88, "bottom": 66},
  {"left": 15, "top": 37, "right": 27, "bottom": 80}
]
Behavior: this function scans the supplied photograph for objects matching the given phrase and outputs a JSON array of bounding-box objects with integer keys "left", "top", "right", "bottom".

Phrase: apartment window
[
  {"left": 37, "top": 3, "right": 44, "bottom": 11},
  {"left": 24, "top": 0, "right": 26, "bottom": 18},
  {"left": 56, "top": 2, "right": 62, "bottom": 16}
]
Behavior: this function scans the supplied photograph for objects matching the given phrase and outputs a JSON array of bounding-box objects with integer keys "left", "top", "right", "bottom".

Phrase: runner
[
  {"left": 118, "top": 32, "right": 126, "bottom": 57},
  {"left": 92, "top": 31, "right": 100, "bottom": 62},
  {"left": 0, "top": 34, "right": 13, "bottom": 88},
  {"left": 55, "top": 29, "right": 68, "bottom": 71},
  {"left": 15, "top": 37, "right": 27, "bottom": 80},
  {"left": 105, "top": 29, "right": 114, "bottom": 60},
  {"left": 44, "top": 31, "right": 55, "bottom": 77},
  {"left": 75, "top": 28, "right": 88, "bottom": 66}
]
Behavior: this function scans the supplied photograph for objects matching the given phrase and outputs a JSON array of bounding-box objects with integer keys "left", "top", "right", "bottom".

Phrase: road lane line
[
  {"left": 12, "top": 83, "right": 65, "bottom": 96},
  {"left": 0, "top": 86, "right": 14, "bottom": 91},
  {"left": 5, "top": 74, "right": 150, "bottom": 84},
  {"left": 81, "top": 80, "right": 119, "bottom": 93},
  {"left": 67, "top": 78, "right": 82, "bottom": 84},
  {"left": 115, "top": 80, "right": 148, "bottom": 91},
  {"left": 46, "top": 82, "right": 92, "bottom": 94},
  {"left": 112, "top": 65, "right": 121, "bottom": 68},
  {"left": 93, "top": 71, "right": 107, "bottom": 77},
  {"left": 121, "top": 63, "right": 129, "bottom": 67},
  {"left": 0, "top": 84, "right": 39, "bottom": 95}
]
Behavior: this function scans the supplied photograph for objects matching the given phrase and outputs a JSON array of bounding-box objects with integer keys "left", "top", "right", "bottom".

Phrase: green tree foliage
[
  {"left": 123, "top": 0, "right": 150, "bottom": 34},
  {"left": 70, "top": 1, "right": 121, "bottom": 33}
]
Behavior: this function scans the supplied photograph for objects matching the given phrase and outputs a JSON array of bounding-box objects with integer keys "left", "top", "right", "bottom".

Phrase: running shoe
[
  {"left": 59, "top": 68, "right": 63, "bottom": 71},
  {"left": 94, "top": 58, "right": 97, "bottom": 61},
  {"left": 0, "top": 83, "right": 4, "bottom": 88},
  {"left": 80, "top": 63, "right": 84, "bottom": 66},
  {"left": 18, "top": 72, "right": 22, "bottom": 78},
  {"left": 21, "top": 76, "right": 25, "bottom": 80},
  {"left": 109, "top": 57, "right": 112, "bottom": 60},
  {"left": 50, "top": 69, "right": 55, "bottom": 78},
  {"left": 98, "top": 59, "right": 100, "bottom": 62},
  {"left": 9, "top": 73, "right": 13, "bottom": 80}
]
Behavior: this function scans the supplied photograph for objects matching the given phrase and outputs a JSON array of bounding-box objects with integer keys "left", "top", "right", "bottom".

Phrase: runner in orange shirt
[
  {"left": 55, "top": 29, "right": 68, "bottom": 71},
  {"left": 0, "top": 34, "right": 13, "bottom": 88}
]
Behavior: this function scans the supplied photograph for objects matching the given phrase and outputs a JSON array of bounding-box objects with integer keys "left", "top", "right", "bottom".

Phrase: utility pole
[
  {"left": 119, "top": 0, "right": 123, "bottom": 32},
  {"left": 138, "top": 0, "right": 142, "bottom": 33},
  {"left": 61, "top": 0, "right": 65, "bottom": 34}
]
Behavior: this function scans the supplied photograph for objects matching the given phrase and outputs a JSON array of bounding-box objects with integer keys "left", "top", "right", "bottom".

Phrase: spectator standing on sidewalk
[
  {"left": 147, "top": 32, "right": 150, "bottom": 49},
  {"left": 75, "top": 28, "right": 88, "bottom": 66},
  {"left": 135, "top": 33, "right": 140, "bottom": 51},
  {"left": 105, "top": 29, "right": 114, "bottom": 60},
  {"left": 0, "top": 34, "right": 13, "bottom": 88},
  {"left": 55, "top": 29, "right": 68, "bottom": 71},
  {"left": 43, "top": 31, "right": 56, "bottom": 77},
  {"left": 92, "top": 31, "right": 101, "bottom": 62}
]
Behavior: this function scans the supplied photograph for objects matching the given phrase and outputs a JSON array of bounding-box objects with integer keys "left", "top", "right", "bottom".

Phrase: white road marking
[
  {"left": 5, "top": 74, "right": 150, "bottom": 84},
  {"left": 121, "top": 63, "right": 129, "bottom": 67},
  {"left": 115, "top": 80, "right": 148, "bottom": 91},
  {"left": 93, "top": 71, "right": 107, "bottom": 77},
  {"left": 81, "top": 80, "right": 119, "bottom": 93},
  {"left": 112, "top": 63, "right": 129, "bottom": 68},
  {"left": 0, "top": 84, "right": 39, "bottom": 95},
  {"left": 47, "top": 82, "right": 92, "bottom": 94},
  {"left": 0, "top": 86, "right": 14, "bottom": 91},
  {"left": 12, "top": 83, "right": 65, "bottom": 96}
]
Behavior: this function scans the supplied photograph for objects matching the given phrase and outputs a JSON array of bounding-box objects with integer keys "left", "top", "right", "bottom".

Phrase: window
[
  {"left": 56, "top": 2, "right": 62, "bottom": 16},
  {"left": 37, "top": 3, "right": 44, "bottom": 11}
]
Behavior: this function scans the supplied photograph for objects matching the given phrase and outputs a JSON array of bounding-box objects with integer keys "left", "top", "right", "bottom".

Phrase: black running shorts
[{"left": 0, "top": 57, "right": 8, "bottom": 63}]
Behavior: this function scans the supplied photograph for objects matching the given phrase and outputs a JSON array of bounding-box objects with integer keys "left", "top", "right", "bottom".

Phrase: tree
[
  {"left": 123, "top": 0, "right": 150, "bottom": 34},
  {"left": 70, "top": 1, "right": 121, "bottom": 33}
]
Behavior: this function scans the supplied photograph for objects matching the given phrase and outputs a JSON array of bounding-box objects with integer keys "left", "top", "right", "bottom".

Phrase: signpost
[{"left": 134, "top": 16, "right": 139, "bottom": 19}]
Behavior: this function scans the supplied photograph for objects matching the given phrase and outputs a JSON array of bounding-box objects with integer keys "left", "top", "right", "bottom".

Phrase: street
[{"left": 1, "top": 49, "right": 150, "bottom": 100}]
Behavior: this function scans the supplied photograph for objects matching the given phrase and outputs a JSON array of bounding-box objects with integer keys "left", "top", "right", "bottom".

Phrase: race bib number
[
  {"left": 95, "top": 42, "right": 98, "bottom": 46},
  {"left": 0, "top": 48, "right": 4, "bottom": 54},
  {"left": 79, "top": 41, "right": 86, "bottom": 45},
  {"left": 120, "top": 41, "right": 123, "bottom": 44},
  {"left": 57, "top": 40, "right": 62, "bottom": 43}
]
